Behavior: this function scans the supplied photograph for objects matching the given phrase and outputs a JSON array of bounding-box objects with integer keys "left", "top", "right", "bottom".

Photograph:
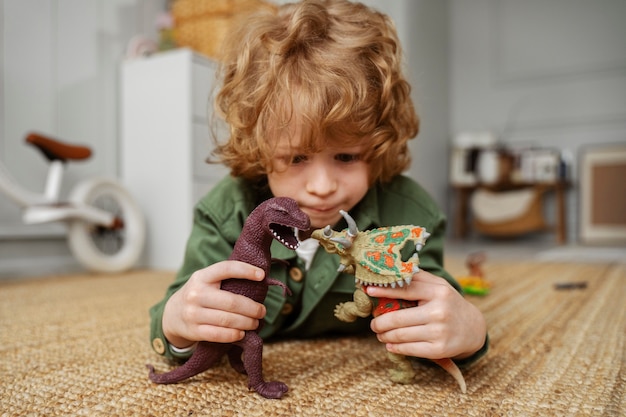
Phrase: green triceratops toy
[{"left": 311, "top": 210, "right": 466, "bottom": 393}]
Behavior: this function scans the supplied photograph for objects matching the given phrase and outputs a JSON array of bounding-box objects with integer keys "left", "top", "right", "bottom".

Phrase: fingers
[
  {"left": 167, "top": 311, "right": 255, "bottom": 346},
  {"left": 374, "top": 316, "right": 451, "bottom": 359},
  {"left": 194, "top": 260, "right": 265, "bottom": 285},
  {"left": 366, "top": 269, "right": 487, "bottom": 359},
  {"left": 186, "top": 289, "right": 266, "bottom": 323},
  {"left": 365, "top": 269, "right": 454, "bottom": 301},
  {"left": 366, "top": 269, "right": 468, "bottom": 359},
  {"left": 162, "top": 261, "right": 269, "bottom": 346},
  {"left": 370, "top": 303, "right": 429, "bottom": 335},
  {"left": 377, "top": 326, "right": 474, "bottom": 360},
  {"left": 383, "top": 341, "right": 445, "bottom": 359},
  {"left": 185, "top": 261, "right": 267, "bottom": 320},
  {"left": 371, "top": 310, "right": 456, "bottom": 359}
]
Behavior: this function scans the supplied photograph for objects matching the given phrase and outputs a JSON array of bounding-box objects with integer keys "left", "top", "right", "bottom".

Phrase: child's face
[{"left": 267, "top": 134, "right": 370, "bottom": 234}]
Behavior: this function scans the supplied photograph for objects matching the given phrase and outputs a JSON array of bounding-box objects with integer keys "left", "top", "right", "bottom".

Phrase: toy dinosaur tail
[
  {"left": 146, "top": 360, "right": 209, "bottom": 384},
  {"left": 432, "top": 358, "right": 467, "bottom": 393},
  {"left": 147, "top": 342, "right": 227, "bottom": 384}
]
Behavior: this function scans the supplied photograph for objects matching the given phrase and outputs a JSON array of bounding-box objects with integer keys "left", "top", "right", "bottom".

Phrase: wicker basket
[{"left": 172, "top": 0, "right": 276, "bottom": 60}]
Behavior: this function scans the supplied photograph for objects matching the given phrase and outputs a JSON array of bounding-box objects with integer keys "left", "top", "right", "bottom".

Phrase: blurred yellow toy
[{"left": 457, "top": 252, "right": 491, "bottom": 296}]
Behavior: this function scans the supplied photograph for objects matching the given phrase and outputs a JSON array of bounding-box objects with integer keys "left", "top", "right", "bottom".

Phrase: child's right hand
[{"left": 162, "top": 261, "right": 267, "bottom": 349}]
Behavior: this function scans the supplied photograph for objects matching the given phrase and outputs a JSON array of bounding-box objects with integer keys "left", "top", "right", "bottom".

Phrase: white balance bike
[{"left": 0, "top": 132, "right": 145, "bottom": 272}]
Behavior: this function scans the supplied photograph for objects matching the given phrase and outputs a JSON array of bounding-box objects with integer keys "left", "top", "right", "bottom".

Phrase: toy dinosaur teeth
[
  {"left": 270, "top": 221, "right": 307, "bottom": 251},
  {"left": 272, "top": 231, "right": 284, "bottom": 243},
  {"left": 355, "top": 277, "right": 411, "bottom": 289},
  {"left": 271, "top": 230, "right": 300, "bottom": 250}
]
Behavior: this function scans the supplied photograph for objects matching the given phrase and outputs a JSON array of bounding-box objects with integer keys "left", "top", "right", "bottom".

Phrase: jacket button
[
  {"left": 152, "top": 338, "right": 166, "bottom": 355},
  {"left": 289, "top": 267, "right": 303, "bottom": 282},
  {"left": 281, "top": 303, "right": 294, "bottom": 315}
]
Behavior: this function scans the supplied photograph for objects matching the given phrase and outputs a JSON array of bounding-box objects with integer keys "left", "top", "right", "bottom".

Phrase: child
[{"left": 150, "top": 0, "right": 488, "bottom": 368}]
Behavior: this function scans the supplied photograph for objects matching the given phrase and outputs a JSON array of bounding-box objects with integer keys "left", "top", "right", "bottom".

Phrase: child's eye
[
  {"left": 291, "top": 154, "right": 308, "bottom": 164},
  {"left": 335, "top": 153, "right": 360, "bottom": 163}
]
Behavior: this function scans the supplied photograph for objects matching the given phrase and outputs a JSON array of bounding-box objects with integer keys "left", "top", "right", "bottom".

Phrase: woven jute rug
[{"left": 1, "top": 259, "right": 624, "bottom": 416}]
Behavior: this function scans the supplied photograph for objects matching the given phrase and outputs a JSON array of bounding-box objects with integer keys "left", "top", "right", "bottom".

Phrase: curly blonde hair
[{"left": 212, "top": 0, "right": 419, "bottom": 184}]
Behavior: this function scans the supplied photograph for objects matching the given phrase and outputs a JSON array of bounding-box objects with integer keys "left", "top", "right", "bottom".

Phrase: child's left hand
[{"left": 366, "top": 269, "right": 487, "bottom": 361}]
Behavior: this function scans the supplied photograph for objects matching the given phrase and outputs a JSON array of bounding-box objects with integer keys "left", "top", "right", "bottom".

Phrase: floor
[
  {"left": 444, "top": 234, "right": 626, "bottom": 264},
  {"left": 444, "top": 234, "right": 557, "bottom": 261}
]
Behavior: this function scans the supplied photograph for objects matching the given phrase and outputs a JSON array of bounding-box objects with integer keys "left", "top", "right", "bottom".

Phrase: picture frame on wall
[{"left": 579, "top": 143, "right": 626, "bottom": 244}]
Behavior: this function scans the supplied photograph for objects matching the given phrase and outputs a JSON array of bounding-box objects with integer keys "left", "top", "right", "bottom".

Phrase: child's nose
[{"left": 306, "top": 164, "right": 338, "bottom": 196}]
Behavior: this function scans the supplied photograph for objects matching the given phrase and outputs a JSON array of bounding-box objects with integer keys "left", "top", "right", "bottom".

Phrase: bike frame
[{"left": 0, "top": 158, "right": 115, "bottom": 226}]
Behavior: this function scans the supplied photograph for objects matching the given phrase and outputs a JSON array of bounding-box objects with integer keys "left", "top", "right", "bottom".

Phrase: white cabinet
[{"left": 121, "top": 48, "right": 229, "bottom": 270}]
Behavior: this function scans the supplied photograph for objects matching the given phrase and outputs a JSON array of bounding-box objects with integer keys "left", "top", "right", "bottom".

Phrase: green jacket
[{"left": 149, "top": 175, "right": 487, "bottom": 363}]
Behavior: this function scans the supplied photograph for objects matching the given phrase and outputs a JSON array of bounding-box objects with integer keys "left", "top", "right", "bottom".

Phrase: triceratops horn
[
  {"left": 330, "top": 237, "right": 353, "bottom": 249},
  {"left": 339, "top": 210, "right": 358, "bottom": 237},
  {"left": 322, "top": 225, "right": 333, "bottom": 238}
]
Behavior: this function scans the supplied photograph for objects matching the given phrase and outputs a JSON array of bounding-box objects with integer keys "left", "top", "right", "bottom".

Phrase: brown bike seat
[{"left": 26, "top": 132, "right": 92, "bottom": 162}]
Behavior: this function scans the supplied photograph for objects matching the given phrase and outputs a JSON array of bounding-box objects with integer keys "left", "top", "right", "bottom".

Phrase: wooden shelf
[{"left": 452, "top": 181, "right": 569, "bottom": 244}]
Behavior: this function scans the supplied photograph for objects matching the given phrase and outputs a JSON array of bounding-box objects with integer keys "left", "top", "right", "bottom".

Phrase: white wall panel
[
  {"left": 1, "top": 0, "right": 59, "bottom": 237},
  {"left": 0, "top": 0, "right": 166, "bottom": 276}
]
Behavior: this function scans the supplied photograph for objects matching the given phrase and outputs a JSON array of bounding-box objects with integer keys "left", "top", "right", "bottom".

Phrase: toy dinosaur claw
[
  {"left": 252, "top": 381, "right": 289, "bottom": 399},
  {"left": 267, "top": 277, "right": 292, "bottom": 296}
]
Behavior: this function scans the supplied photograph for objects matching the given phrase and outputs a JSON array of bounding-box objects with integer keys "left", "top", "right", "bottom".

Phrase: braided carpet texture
[{"left": 1, "top": 259, "right": 624, "bottom": 416}]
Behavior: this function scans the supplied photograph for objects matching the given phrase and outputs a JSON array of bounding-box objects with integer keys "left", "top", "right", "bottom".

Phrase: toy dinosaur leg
[
  {"left": 432, "top": 358, "right": 467, "bottom": 393},
  {"left": 386, "top": 351, "right": 416, "bottom": 384},
  {"left": 334, "top": 288, "right": 372, "bottom": 322},
  {"left": 147, "top": 342, "right": 227, "bottom": 384},
  {"left": 236, "top": 331, "right": 288, "bottom": 399},
  {"left": 227, "top": 345, "right": 246, "bottom": 374}
]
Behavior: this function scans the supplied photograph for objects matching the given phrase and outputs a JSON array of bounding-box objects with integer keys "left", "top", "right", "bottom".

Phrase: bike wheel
[{"left": 67, "top": 178, "right": 145, "bottom": 272}]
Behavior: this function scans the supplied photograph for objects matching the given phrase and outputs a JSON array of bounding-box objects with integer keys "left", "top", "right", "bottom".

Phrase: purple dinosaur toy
[{"left": 147, "top": 197, "right": 310, "bottom": 399}]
